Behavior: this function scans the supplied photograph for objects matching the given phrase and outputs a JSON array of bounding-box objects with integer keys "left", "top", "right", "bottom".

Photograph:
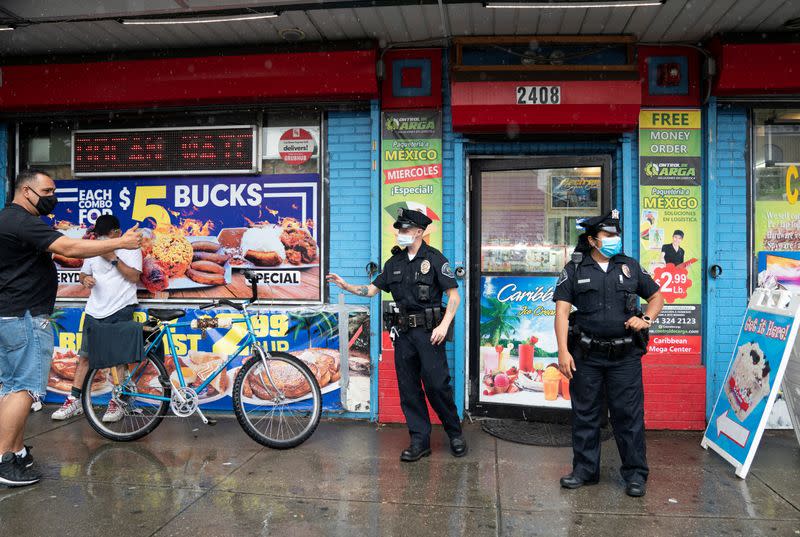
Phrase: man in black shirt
[
  {"left": 327, "top": 209, "right": 466, "bottom": 461},
  {"left": 660, "top": 230, "right": 685, "bottom": 266},
  {"left": 0, "top": 169, "right": 141, "bottom": 487}
]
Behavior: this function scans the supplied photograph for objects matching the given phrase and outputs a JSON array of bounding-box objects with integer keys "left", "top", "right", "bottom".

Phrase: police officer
[
  {"left": 327, "top": 208, "right": 467, "bottom": 461},
  {"left": 553, "top": 210, "right": 664, "bottom": 497}
]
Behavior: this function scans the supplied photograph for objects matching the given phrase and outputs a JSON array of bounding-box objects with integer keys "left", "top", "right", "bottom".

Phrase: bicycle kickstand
[{"left": 194, "top": 406, "right": 217, "bottom": 426}]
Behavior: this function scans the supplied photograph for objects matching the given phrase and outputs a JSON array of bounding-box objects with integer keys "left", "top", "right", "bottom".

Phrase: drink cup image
[{"left": 543, "top": 366, "right": 561, "bottom": 401}]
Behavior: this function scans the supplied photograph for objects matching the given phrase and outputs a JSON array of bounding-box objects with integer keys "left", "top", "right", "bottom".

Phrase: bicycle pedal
[{"left": 207, "top": 419, "right": 218, "bottom": 426}]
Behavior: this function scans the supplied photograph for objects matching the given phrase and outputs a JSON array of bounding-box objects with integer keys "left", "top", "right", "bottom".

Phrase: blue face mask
[
  {"left": 397, "top": 233, "right": 415, "bottom": 247},
  {"left": 596, "top": 236, "right": 622, "bottom": 258}
]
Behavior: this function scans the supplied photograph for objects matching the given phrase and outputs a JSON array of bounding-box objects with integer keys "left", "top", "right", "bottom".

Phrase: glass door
[{"left": 469, "top": 156, "right": 611, "bottom": 417}]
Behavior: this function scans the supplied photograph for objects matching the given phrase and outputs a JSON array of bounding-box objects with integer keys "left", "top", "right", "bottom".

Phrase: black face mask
[{"left": 28, "top": 188, "right": 58, "bottom": 216}]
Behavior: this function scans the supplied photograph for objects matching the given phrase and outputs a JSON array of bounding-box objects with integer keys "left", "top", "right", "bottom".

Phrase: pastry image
[
  {"left": 240, "top": 225, "right": 286, "bottom": 267},
  {"left": 245, "top": 360, "right": 316, "bottom": 400},
  {"left": 725, "top": 342, "right": 771, "bottom": 421},
  {"left": 140, "top": 256, "right": 169, "bottom": 293},
  {"left": 166, "top": 351, "right": 230, "bottom": 399},
  {"left": 280, "top": 222, "right": 318, "bottom": 266}
]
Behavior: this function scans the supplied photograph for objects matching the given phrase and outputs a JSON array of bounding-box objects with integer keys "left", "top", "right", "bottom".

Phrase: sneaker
[
  {"left": 51, "top": 396, "right": 83, "bottom": 421},
  {"left": 102, "top": 399, "right": 124, "bottom": 423},
  {"left": 0, "top": 452, "right": 40, "bottom": 487},
  {"left": 16, "top": 446, "right": 33, "bottom": 469},
  {"left": 30, "top": 396, "right": 43, "bottom": 412}
]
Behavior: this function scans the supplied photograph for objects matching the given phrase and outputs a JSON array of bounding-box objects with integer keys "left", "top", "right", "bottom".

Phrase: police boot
[
  {"left": 559, "top": 473, "right": 599, "bottom": 489},
  {"left": 625, "top": 481, "right": 646, "bottom": 497},
  {"left": 449, "top": 436, "right": 468, "bottom": 457},
  {"left": 400, "top": 445, "right": 432, "bottom": 462}
]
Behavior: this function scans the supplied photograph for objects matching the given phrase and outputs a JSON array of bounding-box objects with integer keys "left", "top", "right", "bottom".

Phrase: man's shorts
[{"left": 0, "top": 312, "right": 55, "bottom": 398}]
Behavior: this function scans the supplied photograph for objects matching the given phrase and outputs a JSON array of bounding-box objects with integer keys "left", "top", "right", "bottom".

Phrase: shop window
[
  {"left": 262, "top": 111, "right": 321, "bottom": 175},
  {"left": 480, "top": 167, "right": 602, "bottom": 273},
  {"left": 18, "top": 122, "right": 73, "bottom": 180},
  {"left": 753, "top": 109, "right": 800, "bottom": 288}
]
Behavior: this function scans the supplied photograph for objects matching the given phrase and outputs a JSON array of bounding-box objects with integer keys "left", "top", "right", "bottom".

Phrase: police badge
[
  {"left": 622, "top": 264, "right": 631, "bottom": 279},
  {"left": 421, "top": 260, "right": 431, "bottom": 274}
]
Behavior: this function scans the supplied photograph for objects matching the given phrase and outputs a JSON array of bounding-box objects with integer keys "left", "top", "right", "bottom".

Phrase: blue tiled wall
[
  {"left": 706, "top": 104, "right": 749, "bottom": 413},
  {"left": 327, "top": 108, "right": 375, "bottom": 306}
]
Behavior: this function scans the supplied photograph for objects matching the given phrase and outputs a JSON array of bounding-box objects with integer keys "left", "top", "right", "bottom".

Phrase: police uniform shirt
[
  {"left": 372, "top": 242, "right": 458, "bottom": 311},
  {"left": 553, "top": 254, "right": 660, "bottom": 339}
]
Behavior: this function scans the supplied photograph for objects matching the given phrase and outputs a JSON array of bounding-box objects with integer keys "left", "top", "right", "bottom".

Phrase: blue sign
[
  {"left": 46, "top": 306, "right": 371, "bottom": 413},
  {"left": 703, "top": 301, "right": 798, "bottom": 476}
]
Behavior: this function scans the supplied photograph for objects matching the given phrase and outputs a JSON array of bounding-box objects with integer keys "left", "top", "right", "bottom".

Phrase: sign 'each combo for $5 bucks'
[{"left": 702, "top": 287, "right": 800, "bottom": 478}]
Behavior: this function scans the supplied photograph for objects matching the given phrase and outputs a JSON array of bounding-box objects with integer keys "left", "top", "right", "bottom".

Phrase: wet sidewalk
[{"left": 1, "top": 410, "right": 799, "bottom": 537}]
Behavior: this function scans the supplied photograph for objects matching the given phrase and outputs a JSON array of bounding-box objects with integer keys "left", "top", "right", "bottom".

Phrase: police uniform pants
[
  {"left": 393, "top": 327, "right": 462, "bottom": 446},
  {"left": 570, "top": 349, "right": 648, "bottom": 484}
]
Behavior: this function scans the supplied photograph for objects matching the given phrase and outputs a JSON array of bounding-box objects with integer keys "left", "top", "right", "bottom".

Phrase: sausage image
[
  {"left": 192, "top": 251, "right": 230, "bottom": 264},
  {"left": 191, "top": 241, "right": 222, "bottom": 253},
  {"left": 244, "top": 250, "right": 282, "bottom": 267},
  {"left": 190, "top": 260, "right": 225, "bottom": 275},
  {"left": 186, "top": 268, "right": 225, "bottom": 286},
  {"left": 53, "top": 254, "right": 83, "bottom": 269}
]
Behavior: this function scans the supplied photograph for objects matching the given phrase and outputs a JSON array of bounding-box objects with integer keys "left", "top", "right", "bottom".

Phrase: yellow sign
[{"left": 639, "top": 110, "right": 701, "bottom": 130}]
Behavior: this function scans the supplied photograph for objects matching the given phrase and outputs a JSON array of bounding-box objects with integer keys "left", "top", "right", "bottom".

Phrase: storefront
[
  {"left": 0, "top": 46, "right": 381, "bottom": 418},
  {"left": 2, "top": 34, "right": 799, "bottom": 430}
]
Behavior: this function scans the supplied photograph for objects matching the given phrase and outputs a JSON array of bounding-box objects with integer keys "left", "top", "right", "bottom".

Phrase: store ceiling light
[
  {"left": 120, "top": 12, "right": 278, "bottom": 26},
  {"left": 485, "top": 1, "right": 664, "bottom": 8},
  {"left": 0, "top": 25, "right": 15, "bottom": 31}
]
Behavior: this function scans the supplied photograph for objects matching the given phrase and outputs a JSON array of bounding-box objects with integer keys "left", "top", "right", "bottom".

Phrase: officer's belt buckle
[{"left": 407, "top": 316, "right": 419, "bottom": 328}]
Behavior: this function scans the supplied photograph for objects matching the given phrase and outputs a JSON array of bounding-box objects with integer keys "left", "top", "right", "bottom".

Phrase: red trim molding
[
  {"left": 0, "top": 49, "right": 378, "bottom": 111},
  {"left": 713, "top": 42, "right": 800, "bottom": 96},
  {"left": 451, "top": 80, "right": 641, "bottom": 133}
]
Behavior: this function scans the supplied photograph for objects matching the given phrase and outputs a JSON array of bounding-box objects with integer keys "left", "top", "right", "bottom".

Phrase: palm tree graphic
[{"left": 481, "top": 298, "right": 518, "bottom": 347}]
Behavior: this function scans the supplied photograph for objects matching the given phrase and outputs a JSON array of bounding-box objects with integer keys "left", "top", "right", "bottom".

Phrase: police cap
[
  {"left": 393, "top": 208, "right": 432, "bottom": 230},
  {"left": 579, "top": 209, "right": 621, "bottom": 235}
]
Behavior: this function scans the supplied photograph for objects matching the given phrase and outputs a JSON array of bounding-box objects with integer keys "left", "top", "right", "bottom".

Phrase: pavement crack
[{"left": 751, "top": 470, "right": 800, "bottom": 514}]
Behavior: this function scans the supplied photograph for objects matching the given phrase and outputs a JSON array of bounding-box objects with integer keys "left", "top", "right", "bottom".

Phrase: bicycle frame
[{"left": 119, "top": 310, "right": 261, "bottom": 404}]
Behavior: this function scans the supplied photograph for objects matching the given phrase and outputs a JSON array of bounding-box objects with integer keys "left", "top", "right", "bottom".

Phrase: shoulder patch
[
  {"left": 557, "top": 269, "right": 568, "bottom": 286},
  {"left": 441, "top": 262, "right": 455, "bottom": 279}
]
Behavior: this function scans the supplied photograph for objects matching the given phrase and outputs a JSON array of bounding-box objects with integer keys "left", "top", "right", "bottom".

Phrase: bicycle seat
[{"left": 148, "top": 309, "right": 186, "bottom": 322}]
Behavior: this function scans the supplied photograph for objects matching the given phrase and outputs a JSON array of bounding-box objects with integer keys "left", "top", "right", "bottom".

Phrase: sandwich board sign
[{"left": 702, "top": 287, "right": 800, "bottom": 478}]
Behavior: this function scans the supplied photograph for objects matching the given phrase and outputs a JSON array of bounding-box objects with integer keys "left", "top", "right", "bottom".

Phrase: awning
[{"left": 0, "top": 49, "right": 378, "bottom": 111}]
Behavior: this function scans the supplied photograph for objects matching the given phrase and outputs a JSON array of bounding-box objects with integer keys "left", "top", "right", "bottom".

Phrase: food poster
[
  {"left": 478, "top": 276, "right": 570, "bottom": 409},
  {"left": 755, "top": 166, "right": 800, "bottom": 284},
  {"left": 639, "top": 110, "right": 703, "bottom": 356},
  {"left": 48, "top": 174, "right": 322, "bottom": 302},
  {"left": 380, "top": 110, "right": 443, "bottom": 268},
  {"left": 46, "top": 306, "right": 372, "bottom": 413},
  {"left": 703, "top": 296, "right": 799, "bottom": 477}
]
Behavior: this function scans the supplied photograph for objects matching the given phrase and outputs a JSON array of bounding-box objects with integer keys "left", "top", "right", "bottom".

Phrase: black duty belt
[
  {"left": 570, "top": 325, "right": 636, "bottom": 355},
  {"left": 399, "top": 312, "right": 427, "bottom": 329}
]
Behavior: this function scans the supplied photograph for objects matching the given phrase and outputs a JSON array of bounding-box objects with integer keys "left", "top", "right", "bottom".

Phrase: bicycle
[{"left": 80, "top": 271, "right": 323, "bottom": 449}]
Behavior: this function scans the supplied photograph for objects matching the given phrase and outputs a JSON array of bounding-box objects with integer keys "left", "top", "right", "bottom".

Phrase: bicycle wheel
[
  {"left": 82, "top": 354, "right": 171, "bottom": 442},
  {"left": 233, "top": 349, "right": 322, "bottom": 449}
]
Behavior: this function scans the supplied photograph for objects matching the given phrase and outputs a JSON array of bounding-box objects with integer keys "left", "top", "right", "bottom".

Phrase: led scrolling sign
[{"left": 72, "top": 126, "right": 257, "bottom": 176}]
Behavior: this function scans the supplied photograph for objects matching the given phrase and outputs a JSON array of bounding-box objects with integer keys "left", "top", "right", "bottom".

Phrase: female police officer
[
  {"left": 553, "top": 210, "right": 664, "bottom": 497},
  {"left": 327, "top": 208, "right": 466, "bottom": 462}
]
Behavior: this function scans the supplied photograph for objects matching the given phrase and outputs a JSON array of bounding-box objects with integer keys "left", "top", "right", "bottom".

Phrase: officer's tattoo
[{"left": 355, "top": 285, "right": 369, "bottom": 296}]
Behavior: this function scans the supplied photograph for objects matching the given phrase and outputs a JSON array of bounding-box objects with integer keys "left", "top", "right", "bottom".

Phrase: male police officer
[
  {"left": 553, "top": 210, "right": 664, "bottom": 497},
  {"left": 327, "top": 208, "right": 467, "bottom": 461}
]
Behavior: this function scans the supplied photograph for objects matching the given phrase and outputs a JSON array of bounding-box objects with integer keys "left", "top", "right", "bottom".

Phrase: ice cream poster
[
  {"left": 47, "top": 174, "right": 322, "bottom": 302},
  {"left": 478, "top": 276, "right": 571, "bottom": 409},
  {"left": 703, "top": 301, "right": 799, "bottom": 477},
  {"left": 45, "top": 306, "right": 372, "bottom": 414}
]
